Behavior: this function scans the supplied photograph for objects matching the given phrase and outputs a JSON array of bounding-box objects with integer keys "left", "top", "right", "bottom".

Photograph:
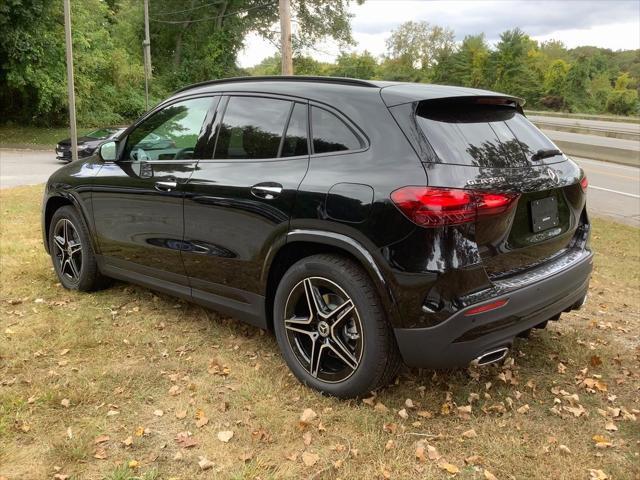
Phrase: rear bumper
[{"left": 394, "top": 249, "right": 593, "bottom": 368}]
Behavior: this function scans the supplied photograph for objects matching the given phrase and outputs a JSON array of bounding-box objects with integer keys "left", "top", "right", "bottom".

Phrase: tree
[
  {"left": 606, "top": 73, "right": 639, "bottom": 115},
  {"left": 489, "top": 29, "right": 543, "bottom": 103},
  {"left": 329, "top": 51, "right": 378, "bottom": 79},
  {"left": 432, "top": 34, "right": 489, "bottom": 88},
  {"left": 384, "top": 21, "right": 455, "bottom": 77}
]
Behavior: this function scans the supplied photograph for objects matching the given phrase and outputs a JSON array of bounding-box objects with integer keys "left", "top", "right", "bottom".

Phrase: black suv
[{"left": 42, "top": 77, "right": 592, "bottom": 398}]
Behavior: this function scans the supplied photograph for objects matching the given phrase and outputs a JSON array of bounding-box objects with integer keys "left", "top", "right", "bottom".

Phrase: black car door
[
  {"left": 181, "top": 94, "right": 310, "bottom": 327},
  {"left": 91, "top": 96, "right": 218, "bottom": 292}
]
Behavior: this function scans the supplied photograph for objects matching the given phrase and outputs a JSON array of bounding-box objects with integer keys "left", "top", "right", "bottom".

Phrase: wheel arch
[
  {"left": 263, "top": 229, "right": 399, "bottom": 332},
  {"left": 43, "top": 194, "right": 97, "bottom": 254}
]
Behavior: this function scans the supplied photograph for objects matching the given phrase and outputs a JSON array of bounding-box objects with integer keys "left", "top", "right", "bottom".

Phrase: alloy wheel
[
  {"left": 283, "top": 276, "right": 363, "bottom": 383},
  {"left": 52, "top": 218, "right": 83, "bottom": 281}
]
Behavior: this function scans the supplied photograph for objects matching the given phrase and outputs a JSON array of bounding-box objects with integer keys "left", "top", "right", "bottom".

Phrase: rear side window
[
  {"left": 281, "top": 103, "right": 308, "bottom": 157},
  {"left": 214, "top": 96, "right": 291, "bottom": 159},
  {"left": 415, "top": 103, "right": 560, "bottom": 167},
  {"left": 311, "top": 106, "right": 362, "bottom": 154}
]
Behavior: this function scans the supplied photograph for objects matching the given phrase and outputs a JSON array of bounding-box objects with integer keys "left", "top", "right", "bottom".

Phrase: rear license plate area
[{"left": 530, "top": 196, "right": 559, "bottom": 232}]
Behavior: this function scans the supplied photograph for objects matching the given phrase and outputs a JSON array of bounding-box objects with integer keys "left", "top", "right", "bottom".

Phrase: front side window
[
  {"left": 311, "top": 106, "right": 362, "bottom": 154},
  {"left": 124, "top": 97, "right": 213, "bottom": 161},
  {"left": 214, "top": 96, "right": 292, "bottom": 160}
]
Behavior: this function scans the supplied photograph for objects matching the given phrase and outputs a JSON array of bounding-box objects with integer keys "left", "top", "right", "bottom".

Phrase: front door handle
[
  {"left": 155, "top": 180, "right": 178, "bottom": 192},
  {"left": 251, "top": 183, "right": 283, "bottom": 200}
]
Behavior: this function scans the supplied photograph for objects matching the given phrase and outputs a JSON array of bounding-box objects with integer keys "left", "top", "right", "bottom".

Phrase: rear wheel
[
  {"left": 48, "top": 206, "right": 107, "bottom": 291},
  {"left": 273, "top": 254, "right": 401, "bottom": 398}
]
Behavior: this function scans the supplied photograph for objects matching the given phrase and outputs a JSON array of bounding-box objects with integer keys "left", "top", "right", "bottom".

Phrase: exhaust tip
[{"left": 472, "top": 347, "right": 509, "bottom": 366}]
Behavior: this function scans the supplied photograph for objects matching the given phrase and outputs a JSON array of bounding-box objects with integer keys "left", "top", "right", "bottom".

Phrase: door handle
[
  {"left": 251, "top": 183, "right": 283, "bottom": 200},
  {"left": 155, "top": 180, "right": 178, "bottom": 192}
]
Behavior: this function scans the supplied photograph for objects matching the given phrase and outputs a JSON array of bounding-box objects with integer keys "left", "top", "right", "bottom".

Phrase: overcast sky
[{"left": 238, "top": 0, "right": 640, "bottom": 67}]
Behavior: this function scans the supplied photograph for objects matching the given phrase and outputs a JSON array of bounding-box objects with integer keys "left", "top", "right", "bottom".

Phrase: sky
[{"left": 237, "top": 0, "right": 640, "bottom": 68}]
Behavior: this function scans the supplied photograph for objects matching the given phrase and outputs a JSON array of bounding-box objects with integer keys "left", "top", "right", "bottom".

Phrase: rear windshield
[{"left": 415, "top": 103, "right": 561, "bottom": 168}]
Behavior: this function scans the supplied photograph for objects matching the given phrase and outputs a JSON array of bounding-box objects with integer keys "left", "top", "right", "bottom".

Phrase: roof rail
[{"left": 173, "top": 75, "right": 379, "bottom": 94}]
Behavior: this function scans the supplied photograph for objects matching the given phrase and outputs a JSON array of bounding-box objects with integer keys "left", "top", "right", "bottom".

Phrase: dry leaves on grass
[
  {"left": 217, "top": 430, "right": 234, "bottom": 442},
  {"left": 301, "top": 451, "right": 320, "bottom": 467}
]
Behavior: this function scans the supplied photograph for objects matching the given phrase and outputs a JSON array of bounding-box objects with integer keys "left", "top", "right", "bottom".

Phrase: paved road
[
  {"left": 0, "top": 149, "right": 64, "bottom": 188},
  {"left": 529, "top": 115, "right": 640, "bottom": 138},
  {"left": 1, "top": 148, "right": 638, "bottom": 226}
]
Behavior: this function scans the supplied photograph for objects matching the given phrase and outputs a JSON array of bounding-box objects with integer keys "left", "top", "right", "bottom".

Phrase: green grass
[{"left": 0, "top": 126, "right": 93, "bottom": 148}]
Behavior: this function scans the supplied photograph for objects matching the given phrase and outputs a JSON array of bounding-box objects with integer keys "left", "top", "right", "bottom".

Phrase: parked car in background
[
  {"left": 42, "top": 76, "right": 592, "bottom": 398},
  {"left": 56, "top": 127, "right": 126, "bottom": 162}
]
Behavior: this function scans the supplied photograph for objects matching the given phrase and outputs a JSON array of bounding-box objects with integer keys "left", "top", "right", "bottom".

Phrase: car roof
[{"left": 172, "top": 76, "right": 524, "bottom": 108}]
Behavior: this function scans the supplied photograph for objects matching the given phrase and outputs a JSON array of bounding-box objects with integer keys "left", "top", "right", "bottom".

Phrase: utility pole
[
  {"left": 279, "top": 0, "right": 293, "bottom": 75},
  {"left": 143, "top": 0, "right": 152, "bottom": 110},
  {"left": 63, "top": 0, "right": 78, "bottom": 163}
]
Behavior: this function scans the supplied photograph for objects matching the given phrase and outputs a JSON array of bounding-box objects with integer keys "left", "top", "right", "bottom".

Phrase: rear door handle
[
  {"left": 155, "top": 180, "right": 178, "bottom": 192},
  {"left": 251, "top": 183, "right": 283, "bottom": 200}
]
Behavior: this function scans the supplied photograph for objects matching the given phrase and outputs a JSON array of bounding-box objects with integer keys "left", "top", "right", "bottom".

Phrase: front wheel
[
  {"left": 48, "top": 205, "right": 107, "bottom": 291},
  {"left": 273, "top": 254, "right": 401, "bottom": 398}
]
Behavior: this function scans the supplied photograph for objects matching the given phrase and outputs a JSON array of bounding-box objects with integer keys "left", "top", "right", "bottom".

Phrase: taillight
[
  {"left": 580, "top": 175, "right": 588, "bottom": 193},
  {"left": 390, "top": 186, "right": 519, "bottom": 227}
]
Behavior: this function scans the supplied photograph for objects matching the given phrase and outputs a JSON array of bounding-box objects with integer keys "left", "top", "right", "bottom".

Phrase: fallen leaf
[
  {"left": 462, "top": 428, "right": 477, "bottom": 439},
  {"left": 239, "top": 451, "right": 253, "bottom": 462},
  {"left": 484, "top": 470, "right": 498, "bottom": 480},
  {"left": 517, "top": 404, "right": 530, "bottom": 414},
  {"left": 415, "top": 445, "right": 426, "bottom": 462},
  {"left": 60, "top": 398, "right": 70, "bottom": 408},
  {"left": 195, "top": 416, "right": 209, "bottom": 428},
  {"left": 557, "top": 362, "right": 567, "bottom": 374},
  {"left": 168, "top": 385, "right": 181, "bottom": 396},
  {"left": 374, "top": 402, "right": 389, "bottom": 413},
  {"left": 405, "top": 398, "right": 415, "bottom": 409},
  {"left": 134, "top": 426, "right": 145, "bottom": 437},
  {"left": 559, "top": 445, "right": 571, "bottom": 455},
  {"left": 175, "top": 410, "right": 187, "bottom": 419},
  {"left": 153, "top": 409, "right": 164, "bottom": 417},
  {"left": 385, "top": 439, "right": 395, "bottom": 450},
  {"left": 439, "top": 462, "right": 460, "bottom": 474},
  {"left": 604, "top": 421, "right": 618, "bottom": 431},
  {"left": 590, "top": 355, "right": 602, "bottom": 367},
  {"left": 175, "top": 431, "right": 198, "bottom": 448},
  {"left": 588, "top": 469, "right": 609, "bottom": 480},
  {"left": 94, "top": 435, "right": 110, "bottom": 444},
  {"left": 427, "top": 444, "right": 440, "bottom": 461},
  {"left": 217, "top": 430, "right": 234, "bottom": 442},
  {"left": 128, "top": 460, "right": 139, "bottom": 469},
  {"left": 302, "top": 451, "right": 320, "bottom": 467},
  {"left": 299, "top": 408, "right": 318, "bottom": 425},
  {"left": 122, "top": 436, "right": 133, "bottom": 446},
  {"left": 398, "top": 408, "right": 409, "bottom": 419},
  {"left": 93, "top": 447, "right": 108, "bottom": 460},
  {"left": 198, "top": 456, "right": 214, "bottom": 470},
  {"left": 465, "top": 455, "right": 483, "bottom": 465},
  {"left": 303, "top": 431, "right": 313, "bottom": 446}
]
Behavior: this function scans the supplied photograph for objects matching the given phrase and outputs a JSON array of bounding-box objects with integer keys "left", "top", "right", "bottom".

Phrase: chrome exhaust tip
[{"left": 472, "top": 347, "right": 509, "bottom": 367}]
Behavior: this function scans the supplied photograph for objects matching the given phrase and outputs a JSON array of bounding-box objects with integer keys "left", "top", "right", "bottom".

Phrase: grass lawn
[
  {"left": 1, "top": 185, "right": 639, "bottom": 480},
  {"left": 0, "top": 126, "right": 93, "bottom": 149}
]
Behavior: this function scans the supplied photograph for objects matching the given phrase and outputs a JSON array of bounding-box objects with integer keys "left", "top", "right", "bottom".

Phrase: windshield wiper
[{"left": 531, "top": 148, "right": 562, "bottom": 161}]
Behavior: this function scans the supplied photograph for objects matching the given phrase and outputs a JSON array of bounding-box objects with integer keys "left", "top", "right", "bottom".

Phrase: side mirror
[{"left": 99, "top": 141, "right": 117, "bottom": 162}]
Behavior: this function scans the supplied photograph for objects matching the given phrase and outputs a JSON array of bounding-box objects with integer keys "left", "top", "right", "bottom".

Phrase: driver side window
[{"left": 124, "top": 97, "right": 213, "bottom": 162}]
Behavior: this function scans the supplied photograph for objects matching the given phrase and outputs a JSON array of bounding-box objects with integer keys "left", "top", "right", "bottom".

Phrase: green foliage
[
  {"left": 329, "top": 51, "right": 378, "bottom": 79},
  {"left": 0, "top": 0, "right": 359, "bottom": 127},
  {"left": 1, "top": 6, "right": 639, "bottom": 126},
  {"left": 606, "top": 73, "right": 639, "bottom": 115}
]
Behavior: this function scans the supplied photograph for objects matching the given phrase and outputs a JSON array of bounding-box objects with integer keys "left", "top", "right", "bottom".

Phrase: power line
[
  {"left": 153, "top": 0, "right": 227, "bottom": 17},
  {"left": 150, "top": 1, "right": 276, "bottom": 24}
]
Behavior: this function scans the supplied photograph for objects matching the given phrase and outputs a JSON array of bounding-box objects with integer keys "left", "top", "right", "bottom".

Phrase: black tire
[
  {"left": 48, "top": 205, "right": 107, "bottom": 291},
  {"left": 273, "top": 254, "right": 402, "bottom": 398}
]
